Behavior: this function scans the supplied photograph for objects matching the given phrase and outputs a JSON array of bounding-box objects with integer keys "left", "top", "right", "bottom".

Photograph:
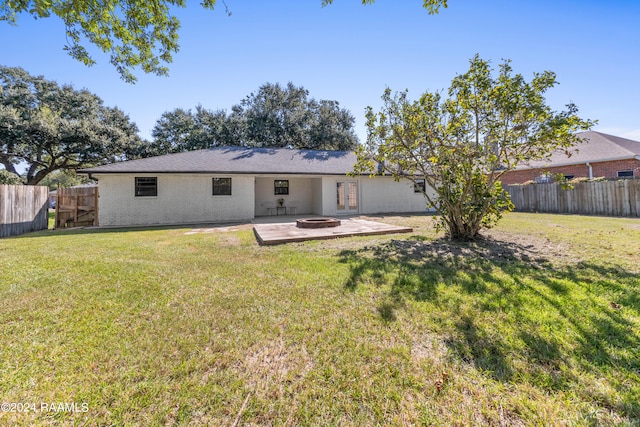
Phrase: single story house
[
  {"left": 500, "top": 131, "right": 640, "bottom": 184},
  {"left": 79, "top": 146, "right": 434, "bottom": 227}
]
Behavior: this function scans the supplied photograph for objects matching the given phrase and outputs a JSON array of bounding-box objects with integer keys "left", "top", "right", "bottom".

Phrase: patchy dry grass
[{"left": 0, "top": 213, "right": 639, "bottom": 425}]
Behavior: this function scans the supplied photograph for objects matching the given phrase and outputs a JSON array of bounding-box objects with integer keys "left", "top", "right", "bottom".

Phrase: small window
[
  {"left": 213, "top": 177, "right": 232, "bottom": 195},
  {"left": 564, "top": 175, "right": 574, "bottom": 180},
  {"left": 274, "top": 180, "right": 289, "bottom": 195},
  {"left": 617, "top": 170, "right": 633, "bottom": 178},
  {"left": 135, "top": 177, "right": 157, "bottom": 197},
  {"left": 414, "top": 179, "right": 425, "bottom": 193}
]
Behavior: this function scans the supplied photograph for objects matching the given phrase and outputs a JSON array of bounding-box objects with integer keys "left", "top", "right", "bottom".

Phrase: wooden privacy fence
[
  {"left": 505, "top": 179, "right": 640, "bottom": 217},
  {"left": 0, "top": 184, "right": 49, "bottom": 238},
  {"left": 55, "top": 186, "right": 98, "bottom": 228}
]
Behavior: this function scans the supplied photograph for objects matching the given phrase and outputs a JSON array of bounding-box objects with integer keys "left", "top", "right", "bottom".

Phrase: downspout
[{"left": 586, "top": 162, "right": 593, "bottom": 180}]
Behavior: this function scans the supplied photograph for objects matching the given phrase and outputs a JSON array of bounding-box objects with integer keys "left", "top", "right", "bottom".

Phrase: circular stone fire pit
[{"left": 296, "top": 217, "right": 341, "bottom": 229}]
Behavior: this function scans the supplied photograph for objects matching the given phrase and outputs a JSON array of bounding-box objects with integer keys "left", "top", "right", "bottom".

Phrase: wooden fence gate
[{"left": 55, "top": 186, "right": 98, "bottom": 228}]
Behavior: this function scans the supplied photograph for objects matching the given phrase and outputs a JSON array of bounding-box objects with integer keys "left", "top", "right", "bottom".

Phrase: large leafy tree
[
  {"left": 150, "top": 106, "right": 231, "bottom": 154},
  {"left": 0, "top": 1, "right": 447, "bottom": 83},
  {"left": 237, "top": 82, "right": 358, "bottom": 150},
  {"left": 239, "top": 82, "right": 312, "bottom": 148},
  {"left": 353, "top": 55, "right": 594, "bottom": 240},
  {"left": 0, "top": 66, "right": 143, "bottom": 185},
  {"left": 0, "top": 0, "right": 221, "bottom": 83},
  {"left": 308, "top": 99, "right": 360, "bottom": 151},
  {"left": 150, "top": 82, "right": 358, "bottom": 153}
]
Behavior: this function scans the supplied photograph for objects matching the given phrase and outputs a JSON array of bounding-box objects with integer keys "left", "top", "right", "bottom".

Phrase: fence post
[
  {"left": 632, "top": 180, "right": 640, "bottom": 217},
  {"left": 94, "top": 186, "right": 99, "bottom": 226}
]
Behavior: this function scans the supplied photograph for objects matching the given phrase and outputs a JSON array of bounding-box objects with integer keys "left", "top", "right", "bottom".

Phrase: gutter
[
  {"left": 77, "top": 171, "right": 355, "bottom": 176},
  {"left": 586, "top": 162, "right": 593, "bottom": 180},
  {"left": 514, "top": 155, "right": 637, "bottom": 171}
]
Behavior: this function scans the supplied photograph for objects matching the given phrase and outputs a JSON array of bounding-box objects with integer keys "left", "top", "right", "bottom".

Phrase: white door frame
[{"left": 336, "top": 181, "right": 359, "bottom": 214}]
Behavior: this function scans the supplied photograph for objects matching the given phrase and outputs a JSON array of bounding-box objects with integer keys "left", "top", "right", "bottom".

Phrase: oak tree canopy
[{"left": 0, "top": 66, "right": 143, "bottom": 184}]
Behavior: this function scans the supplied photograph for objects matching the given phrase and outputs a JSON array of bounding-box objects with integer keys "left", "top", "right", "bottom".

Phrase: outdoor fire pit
[{"left": 296, "top": 217, "right": 341, "bottom": 229}]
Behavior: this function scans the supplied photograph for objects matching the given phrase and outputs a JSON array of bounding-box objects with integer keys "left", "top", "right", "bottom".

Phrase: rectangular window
[
  {"left": 564, "top": 175, "right": 575, "bottom": 180},
  {"left": 212, "top": 177, "right": 232, "bottom": 195},
  {"left": 617, "top": 170, "right": 633, "bottom": 178},
  {"left": 135, "top": 177, "right": 157, "bottom": 197},
  {"left": 274, "top": 180, "right": 289, "bottom": 195},
  {"left": 414, "top": 179, "right": 425, "bottom": 193}
]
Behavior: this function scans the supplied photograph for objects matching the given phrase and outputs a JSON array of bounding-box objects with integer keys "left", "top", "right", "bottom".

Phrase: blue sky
[{"left": 1, "top": 0, "right": 639, "bottom": 144}]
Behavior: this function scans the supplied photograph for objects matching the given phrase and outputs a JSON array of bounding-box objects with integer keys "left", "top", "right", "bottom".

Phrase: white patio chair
[
  {"left": 287, "top": 201, "right": 299, "bottom": 215},
  {"left": 262, "top": 201, "right": 276, "bottom": 216}
]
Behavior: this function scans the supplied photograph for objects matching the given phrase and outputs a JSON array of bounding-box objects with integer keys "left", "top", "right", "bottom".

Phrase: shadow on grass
[
  {"left": 7, "top": 221, "right": 253, "bottom": 240},
  {"left": 338, "top": 236, "right": 640, "bottom": 419}
]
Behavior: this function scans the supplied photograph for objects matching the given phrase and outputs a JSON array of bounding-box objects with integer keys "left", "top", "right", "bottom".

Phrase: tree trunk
[{"left": 446, "top": 213, "right": 482, "bottom": 241}]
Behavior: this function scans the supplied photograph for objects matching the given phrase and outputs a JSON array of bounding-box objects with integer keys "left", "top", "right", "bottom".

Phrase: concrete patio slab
[{"left": 253, "top": 217, "right": 413, "bottom": 245}]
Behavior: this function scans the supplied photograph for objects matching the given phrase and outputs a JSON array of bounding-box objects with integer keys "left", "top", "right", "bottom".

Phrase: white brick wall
[
  {"left": 320, "top": 176, "right": 435, "bottom": 216},
  {"left": 360, "top": 176, "right": 435, "bottom": 214},
  {"left": 94, "top": 174, "right": 255, "bottom": 226},
  {"left": 93, "top": 173, "right": 435, "bottom": 227}
]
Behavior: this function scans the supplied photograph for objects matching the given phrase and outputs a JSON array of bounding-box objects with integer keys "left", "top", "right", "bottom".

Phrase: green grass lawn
[{"left": 1, "top": 213, "right": 639, "bottom": 426}]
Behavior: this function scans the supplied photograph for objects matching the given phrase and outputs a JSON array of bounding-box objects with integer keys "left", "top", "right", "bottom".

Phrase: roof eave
[
  {"left": 80, "top": 170, "right": 355, "bottom": 176},
  {"left": 515, "top": 155, "right": 638, "bottom": 171}
]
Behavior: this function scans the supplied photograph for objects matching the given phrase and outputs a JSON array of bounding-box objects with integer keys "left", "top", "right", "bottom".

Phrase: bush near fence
[
  {"left": 0, "top": 184, "right": 49, "bottom": 238},
  {"left": 505, "top": 179, "right": 640, "bottom": 217}
]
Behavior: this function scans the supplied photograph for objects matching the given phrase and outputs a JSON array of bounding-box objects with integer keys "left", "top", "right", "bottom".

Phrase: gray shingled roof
[
  {"left": 80, "top": 146, "right": 358, "bottom": 175},
  {"left": 516, "top": 131, "right": 640, "bottom": 170},
  {"left": 80, "top": 132, "right": 639, "bottom": 176}
]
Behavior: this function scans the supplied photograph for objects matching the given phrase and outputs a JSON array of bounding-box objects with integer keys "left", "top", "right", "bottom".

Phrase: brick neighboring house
[{"left": 500, "top": 131, "right": 640, "bottom": 185}]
